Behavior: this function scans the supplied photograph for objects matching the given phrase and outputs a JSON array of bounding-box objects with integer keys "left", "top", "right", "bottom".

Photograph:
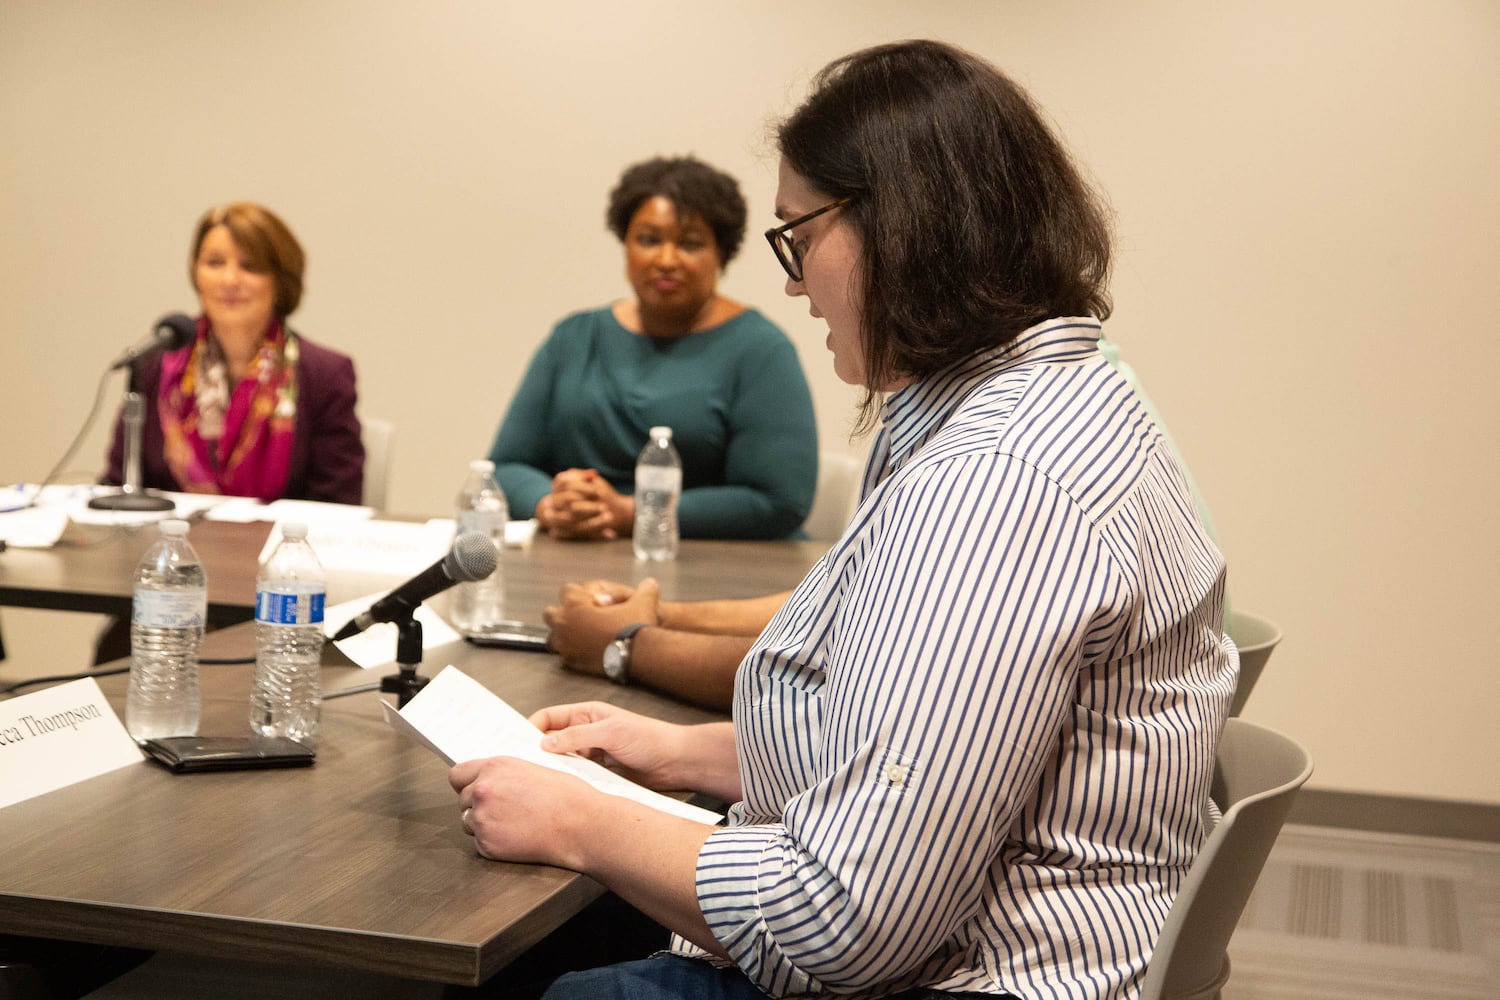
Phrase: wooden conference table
[{"left": 0, "top": 518, "right": 827, "bottom": 987}]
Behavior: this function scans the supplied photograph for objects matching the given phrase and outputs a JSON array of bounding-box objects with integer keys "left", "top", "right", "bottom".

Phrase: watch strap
[
  {"left": 614, "top": 622, "right": 649, "bottom": 644},
  {"left": 605, "top": 622, "right": 649, "bottom": 685}
]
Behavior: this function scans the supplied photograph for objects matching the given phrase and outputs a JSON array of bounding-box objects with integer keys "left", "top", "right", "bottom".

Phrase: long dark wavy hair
[{"left": 777, "top": 40, "right": 1113, "bottom": 427}]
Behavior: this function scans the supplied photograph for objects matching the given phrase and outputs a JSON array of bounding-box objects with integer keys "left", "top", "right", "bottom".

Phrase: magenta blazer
[{"left": 104, "top": 333, "right": 366, "bottom": 506}]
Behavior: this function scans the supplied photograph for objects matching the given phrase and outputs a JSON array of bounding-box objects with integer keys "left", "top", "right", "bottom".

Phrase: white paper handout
[
  {"left": 0, "top": 502, "right": 69, "bottom": 548},
  {"left": 424, "top": 516, "right": 537, "bottom": 549},
  {"left": 0, "top": 485, "right": 225, "bottom": 545},
  {"left": 259, "top": 518, "right": 453, "bottom": 576},
  {"left": 384, "top": 666, "right": 721, "bottom": 825},
  {"left": 200, "top": 497, "right": 272, "bottom": 522},
  {"left": 263, "top": 498, "right": 376, "bottom": 524},
  {"left": 69, "top": 489, "right": 226, "bottom": 527}
]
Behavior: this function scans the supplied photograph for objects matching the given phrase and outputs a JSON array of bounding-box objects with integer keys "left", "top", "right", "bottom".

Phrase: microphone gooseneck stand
[
  {"left": 380, "top": 616, "right": 430, "bottom": 707},
  {"left": 88, "top": 364, "right": 174, "bottom": 513}
]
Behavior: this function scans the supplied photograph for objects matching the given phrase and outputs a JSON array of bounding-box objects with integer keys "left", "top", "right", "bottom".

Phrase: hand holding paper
[{"left": 384, "top": 666, "right": 719, "bottom": 825}]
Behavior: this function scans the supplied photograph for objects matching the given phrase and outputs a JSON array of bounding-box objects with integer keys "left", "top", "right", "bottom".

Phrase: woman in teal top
[{"left": 489, "top": 157, "right": 818, "bottom": 541}]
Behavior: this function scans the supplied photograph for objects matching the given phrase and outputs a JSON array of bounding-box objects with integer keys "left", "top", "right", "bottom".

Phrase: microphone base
[
  {"left": 381, "top": 668, "right": 430, "bottom": 709},
  {"left": 88, "top": 490, "right": 176, "bottom": 513}
]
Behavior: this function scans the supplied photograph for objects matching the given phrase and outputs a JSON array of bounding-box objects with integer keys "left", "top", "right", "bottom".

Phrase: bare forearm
[
  {"left": 544, "top": 583, "right": 789, "bottom": 708},
  {"left": 458, "top": 722, "right": 738, "bottom": 958},
  {"left": 567, "top": 799, "right": 726, "bottom": 958},
  {"left": 661, "top": 721, "right": 741, "bottom": 803},
  {"left": 577, "top": 724, "right": 738, "bottom": 955},
  {"left": 630, "top": 629, "right": 757, "bottom": 712},
  {"left": 660, "top": 590, "right": 791, "bottom": 636}
]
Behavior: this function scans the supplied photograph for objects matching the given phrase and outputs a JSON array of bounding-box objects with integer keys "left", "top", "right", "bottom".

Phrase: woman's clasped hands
[{"left": 535, "top": 469, "right": 631, "bottom": 540}]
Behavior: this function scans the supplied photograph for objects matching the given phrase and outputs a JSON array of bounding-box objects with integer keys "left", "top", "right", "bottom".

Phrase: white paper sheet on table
[
  {"left": 0, "top": 484, "right": 222, "bottom": 545},
  {"left": 0, "top": 484, "right": 382, "bottom": 545},
  {"left": 0, "top": 483, "right": 46, "bottom": 515},
  {"left": 325, "top": 595, "right": 460, "bottom": 668},
  {"left": 0, "top": 503, "right": 69, "bottom": 547},
  {"left": 68, "top": 488, "right": 226, "bottom": 526},
  {"left": 200, "top": 497, "right": 272, "bottom": 522},
  {"left": 257, "top": 518, "right": 452, "bottom": 575},
  {"left": 385, "top": 666, "right": 721, "bottom": 826},
  {"left": 263, "top": 499, "right": 375, "bottom": 524},
  {"left": 424, "top": 517, "right": 537, "bottom": 549}
]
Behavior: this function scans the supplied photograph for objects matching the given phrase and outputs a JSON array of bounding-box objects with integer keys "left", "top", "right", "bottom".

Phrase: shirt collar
[{"left": 874, "top": 316, "right": 1103, "bottom": 478}]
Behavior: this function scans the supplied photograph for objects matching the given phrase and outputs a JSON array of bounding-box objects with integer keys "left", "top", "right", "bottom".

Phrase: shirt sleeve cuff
[{"left": 693, "top": 823, "right": 821, "bottom": 996}]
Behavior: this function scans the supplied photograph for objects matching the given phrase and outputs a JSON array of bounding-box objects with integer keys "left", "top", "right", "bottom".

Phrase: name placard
[{"left": 0, "top": 678, "right": 144, "bottom": 810}]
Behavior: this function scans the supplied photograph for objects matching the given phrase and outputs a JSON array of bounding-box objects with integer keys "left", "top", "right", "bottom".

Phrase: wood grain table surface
[{"left": 0, "top": 524, "right": 826, "bottom": 985}]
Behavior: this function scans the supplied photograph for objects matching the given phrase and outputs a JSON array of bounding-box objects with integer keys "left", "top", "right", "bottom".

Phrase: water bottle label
[
  {"left": 256, "top": 588, "right": 326, "bottom": 625},
  {"left": 133, "top": 588, "right": 207, "bottom": 628},
  {"left": 636, "top": 467, "right": 681, "bottom": 493}
]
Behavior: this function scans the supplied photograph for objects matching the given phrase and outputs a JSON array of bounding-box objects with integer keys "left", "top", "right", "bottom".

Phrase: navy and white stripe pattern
[{"left": 674, "top": 317, "right": 1236, "bottom": 999}]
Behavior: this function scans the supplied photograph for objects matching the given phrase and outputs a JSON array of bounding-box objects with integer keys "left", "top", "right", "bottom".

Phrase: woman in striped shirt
[{"left": 451, "top": 39, "right": 1235, "bottom": 1000}]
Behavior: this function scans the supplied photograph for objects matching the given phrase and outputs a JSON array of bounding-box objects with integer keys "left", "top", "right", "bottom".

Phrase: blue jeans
[{"left": 542, "top": 954, "right": 1008, "bottom": 999}]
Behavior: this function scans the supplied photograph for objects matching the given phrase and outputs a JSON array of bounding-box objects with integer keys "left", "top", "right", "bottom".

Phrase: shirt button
[{"left": 886, "top": 763, "right": 907, "bottom": 785}]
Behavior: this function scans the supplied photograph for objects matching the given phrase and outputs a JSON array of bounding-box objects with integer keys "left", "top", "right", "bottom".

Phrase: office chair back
[
  {"left": 803, "top": 450, "right": 862, "bottom": 542},
  {"left": 360, "top": 417, "right": 395, "bottom": 512},
  {"left": 1224, "top": 610, "right": 1281, "bottom": 716},
  {"left": 1138, "top": 717, "right": 1313, "bottom": 1000}
]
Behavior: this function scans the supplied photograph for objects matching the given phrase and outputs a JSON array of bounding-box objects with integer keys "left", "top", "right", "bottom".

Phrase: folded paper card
[
  {"left": 423, "top": 517, "right": 537, "bottom": 549},
  {"left": 258, "top": 518, "right": 453, "bottom": 576},
  {"left": 0, "top": 678, "right": 144, "bottom": 810},
  {"left": 383, "top": 666, "right": 720, "bottom": 826}
]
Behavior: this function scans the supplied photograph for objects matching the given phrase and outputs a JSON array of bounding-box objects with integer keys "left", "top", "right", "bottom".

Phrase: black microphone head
[
  {"left": 153, "top": 313, "right": 197, "bottom": 351},
  {"left": 445, "top": 531, "right": 499, "bottom": 582}
]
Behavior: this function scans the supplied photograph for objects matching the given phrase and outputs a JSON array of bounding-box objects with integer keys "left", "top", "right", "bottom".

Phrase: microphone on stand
[
  {"left": 89, "top": 313, "right": 197, "bottom": 513},
  {"left": 333, "top": 532, "right": 499, "bottom": 640},
  {"left": 109, "top": 313, "right": 197, "bottom": 372}
]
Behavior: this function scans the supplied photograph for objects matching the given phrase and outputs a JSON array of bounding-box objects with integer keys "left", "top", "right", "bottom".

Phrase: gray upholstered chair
[{"left": 359, "top": 416, "right": 395, "bottom": 512}]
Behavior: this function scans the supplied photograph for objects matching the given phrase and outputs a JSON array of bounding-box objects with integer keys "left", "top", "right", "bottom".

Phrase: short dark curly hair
[{"left": 605, "top": 156, "right": 747, "bottom": 267}]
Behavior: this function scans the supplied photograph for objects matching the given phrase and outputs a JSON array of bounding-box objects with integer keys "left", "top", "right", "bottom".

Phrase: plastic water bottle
[
  {"left": 633, "top": 426, "right": 681, "bottom": 561},
  {"left": 249, "top": 522, "right": 326, "bottom": 743},
  {"left": 450, "top": 459, "right": 508, "bottom": 631},
  {"left": 125, "top": 518, "right": 205, "bottom": 741}
]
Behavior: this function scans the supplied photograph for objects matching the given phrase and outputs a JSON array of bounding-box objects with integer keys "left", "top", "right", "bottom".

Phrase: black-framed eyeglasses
[{"left": 764, "top": 197, "right": 852, "bottom": 282}]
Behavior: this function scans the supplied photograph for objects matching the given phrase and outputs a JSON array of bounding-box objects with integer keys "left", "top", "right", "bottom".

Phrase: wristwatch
[{"left": 602, "top": 623, "right": 648, "bottom": 685}]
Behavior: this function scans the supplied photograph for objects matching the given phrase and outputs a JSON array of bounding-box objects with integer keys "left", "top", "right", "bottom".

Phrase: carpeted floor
[{"left": 1225, "top": 824, "right": 1500, "bottom": 998}]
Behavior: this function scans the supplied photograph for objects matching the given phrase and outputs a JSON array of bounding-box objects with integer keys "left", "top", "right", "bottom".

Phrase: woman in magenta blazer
[{"left": 103, "top": 201, "right": 363, "bottom": 505}]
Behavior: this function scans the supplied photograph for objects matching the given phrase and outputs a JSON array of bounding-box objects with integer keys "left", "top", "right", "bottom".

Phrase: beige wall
[{"left": 2, "top": 1, "right": 1497, "bottom": 804}]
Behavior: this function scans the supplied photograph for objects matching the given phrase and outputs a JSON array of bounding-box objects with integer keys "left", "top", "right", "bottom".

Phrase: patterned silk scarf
[{"left": 159, "top": 317, "right": 299, "bottom": 501}]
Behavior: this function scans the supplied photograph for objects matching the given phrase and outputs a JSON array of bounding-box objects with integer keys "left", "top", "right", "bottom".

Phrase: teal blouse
[{"left": 489, "top": 307, "right": 818, "bottom": 540}]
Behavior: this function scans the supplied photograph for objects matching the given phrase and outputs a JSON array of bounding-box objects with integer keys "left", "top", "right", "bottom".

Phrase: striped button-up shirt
[{"left": 675, "top": 317, "right": 1235, "bottom": 999}]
